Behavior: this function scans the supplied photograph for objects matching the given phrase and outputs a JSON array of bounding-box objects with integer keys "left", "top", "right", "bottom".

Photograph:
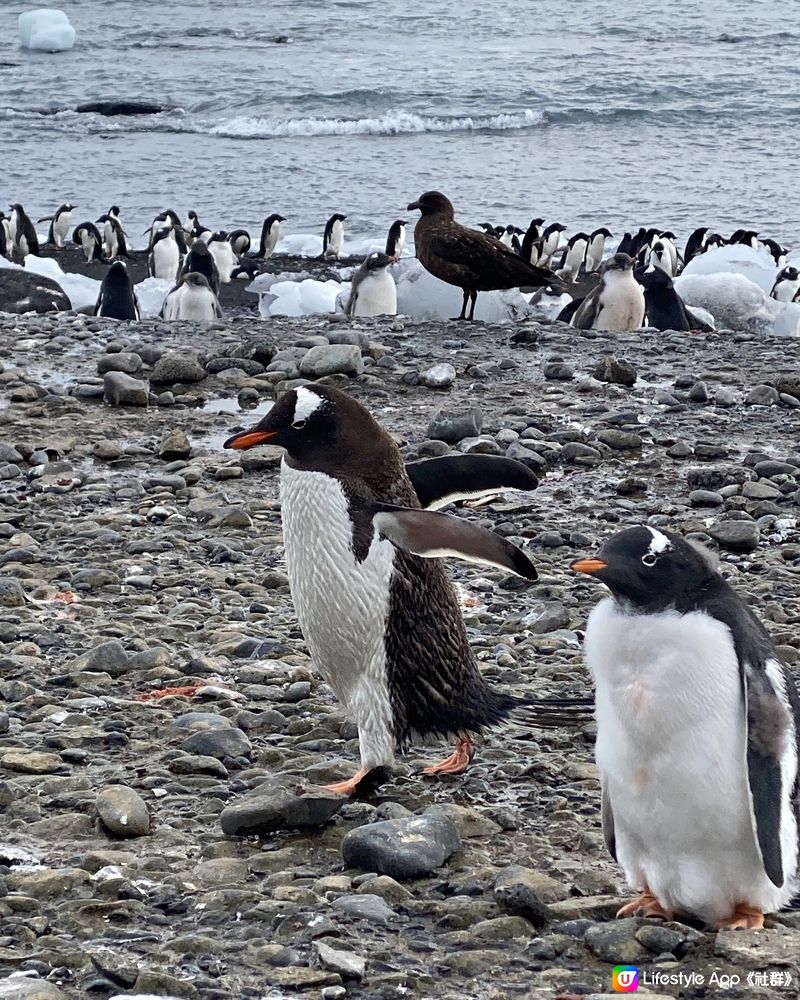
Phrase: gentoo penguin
[
  {"left": 385, "top": 219, "right": 406, "bottom": 259},
  {"left": 207, "top": 231, "right": 237, "bottom": 283},
  {"left": 97, "top": 212, "right": 128, "bottom": 259},
  {"left": 538, "top": 222, "right": 567, "bottom": 267},
  {"left": 762, "top": 238, "right": 787, "bottom": 267},
  {"left": 160, "top": 272, "right": 222, "bottom": 321},
  {"left": 38, "top": 203, "right": 75, "bottom": 248},
  {"left": 255, "top": 213, "right": 285, "bottom": 259},
  {"left": 9, "top": 204, "right": 39, "bottom": 259},
  {"left": 95, "top": 261, "right": 140, "bottom": 320},
  {"left": 345, "top": 252, "right": 397, "bottom": 317},
  {"left": 224, "top": 385, "right": 589, "bottom": 795},
  {"left": 186, "top": 210, "right": 213, "bottom": 245},
  {"left": 72, "top": 222, "right": 105, "bottom": 263},
  {"left": 585, "top": 227, "right": 613, "bottom": 272},
  {"left": 323, "top": 213, "right": 347, "bottom": 259},
  {"left": 147, "top": 227, "right": 181, "bottom": 281},
  {"left": 770, "top": 265, "right": 800, "bottom": 303},
  {"left": 179, "top": 239, "right": 220, "bottom": 296},
  {"left": 572, "top": 253, "right": 645, "bottom": 331},
  {"left": 571, "top": 526, "right": 800, "bottom": 929},
  {"left": 227, "top": 229, "right": 251, "bottom": 255},
  {"left": 683, "top": 227, "right": 709, "bottom": 265},
  {"left": 556, "top": 232, "right": 589, "bottom": 281}
]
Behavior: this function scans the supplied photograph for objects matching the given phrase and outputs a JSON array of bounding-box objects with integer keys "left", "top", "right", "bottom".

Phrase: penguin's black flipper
[
  {"left": 405, "top": 455, "right": 539, "bottom": 511},
  {"left": 366, "top": 502, "right": 537, "bottom": 580},
  {"left": 601, "top": 783, "right": 617, "bottom": 861},
  {"left": 744, "top": 660, "right": 800, "bottom": 888},
  {"left": 514, "top": 695, "right": 595, "bottom": 729}
]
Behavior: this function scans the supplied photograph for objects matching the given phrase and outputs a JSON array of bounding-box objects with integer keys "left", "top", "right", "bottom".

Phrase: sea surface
[{"left": 2, "top": 0, "right": 799, "bottom": 247}]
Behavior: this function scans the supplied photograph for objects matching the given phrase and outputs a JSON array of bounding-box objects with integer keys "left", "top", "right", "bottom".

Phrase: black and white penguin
[
  {"left": 572, "top": 253, "right": 645, "bottom": 331},
  {"left": 345, "top": 252, "right": 397, "bottom": 317},
  {"left": 186, "top": 210, "right": 213, "bottom": 245},
  {"left": 647, "top": 241, "right": 675, "bottom": 277},
  {"left": 146, "top": 210, "right": 187, "bottom": 253},
  {"left": 498, "top": 225, "right": 516, "bottom": 249},
  {"left": 477, "top": 222, "right": 496, "bottom": 236},
  {"left": 636, "top": 265, "right": 704, "bottom": 331},
  {"left": 385, "top": 219, "right": 406, "bottom": 259},
  {"left": 585, "top": 227, "right": 613, "bottom": 272},
  {"left": 9, "top": 204, "right": 39, "bottom": 259},
  {"left": 224, "top": 385, "right": 589, "bottom": 795},
  {"left": 538, "top": 222, "right": 566, "bottom": 267},
  {"left": 683, "top": 226, "right": 709, "bottom": 265},
  {"left": 770, "top": 265, "right": 800, "bottom": 303},
  {"left": 762, "top": 239, "right": 787, "bottom": 267},
  {"left": 160, "top": 272, "right": 222, "bottom": 321},
  {"left": 207, "top": 231, "right": 236, "bottom": 283},
  {"left": 72, "top": 222, "right": 105, "bottom": 263},
  {"left": 571, "top": 526, "right": 800, "bottom": 929},
  {"left": 227, "top": 229, "right": 251, "bottom": 255},
  {"left": 179, "top": 239, "right": 220, "bottom": 296},
  {"left": 323, "top": 213, "right": 346, "bottom": 259},
  {"left": 38, "top": 203, "right": 76, "bottom": 248},
  {"left": 0, "top": 213, "right": 9, "bottom": 260},
  {"left": 147, "top": 227, "right": 181, "bottom": 281},
  {"left": 730, "top": 229, "right": 759, "bottom": 249},
  {"left": 97, "top": 212, "right": 128, "bottom": 259},
  {"left": 95, "top": 261, "right": 140, "bottom": 320},
  {"left": 705, "top": 232, "right": 727, "bottom": 250},
  {"left": 616, "top": 232, "right": 635, "bottom": 257},
  {"left": 556, "top": 232, "right": 590, "bottom": 281},
  {"left": 254, "top": 213, "right": 285, "bottom": 259},
  {"left": 521, "top": 218, "right": 545, "bottom": 265}
]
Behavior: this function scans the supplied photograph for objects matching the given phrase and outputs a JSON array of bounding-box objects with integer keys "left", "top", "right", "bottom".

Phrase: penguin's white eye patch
[
  {"left": 642, "top": 553, "right": 658, "bottom": 567},
  {"left": 291, "top": 419, "right": 307, "bottom": 430}
]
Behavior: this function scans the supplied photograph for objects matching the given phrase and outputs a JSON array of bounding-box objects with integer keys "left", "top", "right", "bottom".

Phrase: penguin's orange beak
[
  {"left": 569, "top": 557, "right": 608, "bottom": 575},
  {"left": 223, "top": 429, "right": 277, "bottom": 450}
]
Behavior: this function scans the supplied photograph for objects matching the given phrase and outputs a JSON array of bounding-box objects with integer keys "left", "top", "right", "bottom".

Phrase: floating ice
[
  {"left": 681, "top": 244, "right": 777, "bottom": 293},
  {"left": 675, "top": 272, "right": 800, "bottom": 336},
  {"left": 19, "top": 8, "right": 76, "bottom": 52}
]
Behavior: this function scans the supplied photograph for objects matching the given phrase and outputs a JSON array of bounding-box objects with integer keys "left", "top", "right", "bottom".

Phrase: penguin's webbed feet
[
  {"left": 715, "top": 904, "right": 764, "bottom": 931},
  {"left": 616, "top": 889, "right": 673, "bottom": 921},
  {"left": 323, "top": 765, "right": 392, "bottom": 798},
  {"left": 421, "top": 736, "right": 475, "bottom": 776}
]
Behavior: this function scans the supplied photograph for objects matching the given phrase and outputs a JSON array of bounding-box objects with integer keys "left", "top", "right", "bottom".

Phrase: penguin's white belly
[
  {"left": 774, "top": 279, "right": 800, "bottom": 302},
  {"left": 595, "top": 276, "right": 644, "bottom": 331},
  {"left": 326, "top": 221, "right": 344, "bottom": 257},
  {"left": 353, "top": 272, "right": 397, "bottom": 317},
  {"left": 153, "top": 241, "right": 179, "bottom": 280},
  {"left": 280, "top": 461, "right": 395, "bottom": 768},
  {"left": 209, "top": 243, "right": 234, "bottom": 282},
  {"left": 587, "top": 598, "right": 791, "bottom": 921},
  {"left": 53, "top": 217, "right": 69, "bottom": 247},
  {"left": 165, "top": 286, "right": 216, "bottom": 320}
]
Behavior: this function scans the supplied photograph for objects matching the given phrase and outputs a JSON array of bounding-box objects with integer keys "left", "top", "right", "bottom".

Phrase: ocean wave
[{"left": 197, "top": 109, "right": 545, "bottom": 138}]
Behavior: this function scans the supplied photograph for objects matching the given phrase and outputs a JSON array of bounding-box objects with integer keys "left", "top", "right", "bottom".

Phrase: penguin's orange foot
[
  {"left": 422, "top": 737, "right": 475, "bottom": 776},
  {"left": 323, "top": 765, "right": 392, "bottom": 798},
  {"left": 323, "top": 768, "right": 371, "bottom": 797},
  {"left": 616, "top": 889, "right": 673, "bottom": 921},
  {"left": 715, "top": 904, "right": 764, "bottom": 931}
]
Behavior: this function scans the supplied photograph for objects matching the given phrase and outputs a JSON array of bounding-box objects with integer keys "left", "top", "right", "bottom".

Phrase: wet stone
[
  {"left": 341, "top": 814, "right": 461, "bottom": 880},
  {"left": 220, "top": 782, "right": 344, "bottom": 836},
  {"left": 708, "top": 520, "right": 760, "bottom": 552},
  {"left": 96, "top": 784, "right": 151, "bottom": 837},
  {"left": 103, "top": 371, "right": 149, "bottom": 406}
]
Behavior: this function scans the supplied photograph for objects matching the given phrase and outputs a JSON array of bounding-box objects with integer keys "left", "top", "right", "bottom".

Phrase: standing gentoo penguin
[
  {"left": 148, "top": 227, "right": 181, "bottom": 281},
  {"left": 38, "top": 203, "right": 75, "bottom": 248},
  {"left": 571, "top": 526, "right": 800, "bottom": 929},
  {"left": 345, "top": 252, "right": 397, "bottom": 317},
  {"left": 207, "top": 231, "right": 237, "bottom": 283},
  {"left": 408, "top": 192, "right": 558, "bottom": 321},
  {"left": 224, "top": 385, "right": 589, "bottom": 795},
  {"left": 323, "top": 213, "right": 347, "bottom": 259},
  {"left": 385, "top": 220, "right": 406, "bottom": 259},
  {"left": 585, "top": 227, "right": 613, "bottom": 272},
  {"left": 770, "top": 266, "right": 800, "bottom": 303},
  {"left": 179, "top": 239, "right": 220, "bottom": 296},
  {"left": 95, "top": 261, "right": 140, "bottom": 320},
  {"left": 161, "top": 272, "right": 222, "bottom": 321},
  {"left": 9, "top": 204, "right": 39, "bottom": 259},
  {"left": 571, "top": 253, "right": 645, "bottom": 331},
  {"left": 255, "top": 213, "right": 285, "bottom": 259},
  {"left": 72, "top": 222, "right": 105, "bottom": 263}
]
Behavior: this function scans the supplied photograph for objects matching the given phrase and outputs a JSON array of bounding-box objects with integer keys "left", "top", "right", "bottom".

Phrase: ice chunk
[
  {"left": 2, "top": 254, "right": 100, "bottom": 310},
  {"left": 675, "top": 272, "right": 800, "bottom": 336},
  {"left": 394, "top": 258, "right": 533, "bottom": 322},
  {"left": 680, "top": 244, "right": 777, "bottom": 293},
  {"left": 134, "top": 277, "right": 173, "bottom": 317},
  {"left": 19, "top": 9, "right": 76, "bottom": 52}
]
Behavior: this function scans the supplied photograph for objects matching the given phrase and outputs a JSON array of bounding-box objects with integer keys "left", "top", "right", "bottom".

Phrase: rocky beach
[{"left": 1, "top": 307, "right": 799, "bottom": 1000}]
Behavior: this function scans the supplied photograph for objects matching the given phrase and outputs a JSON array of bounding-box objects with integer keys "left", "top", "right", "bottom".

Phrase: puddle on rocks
[
  {"left": 197, "top": 396, "right": 274, "bottom": 450},
  {"left": 202, "top": 397, "right": 273, "bottom": 417}
]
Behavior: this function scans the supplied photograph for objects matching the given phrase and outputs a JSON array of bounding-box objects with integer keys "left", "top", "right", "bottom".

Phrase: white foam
[{"left": 18, "top": 8, "right": 75, "bottom": 51}]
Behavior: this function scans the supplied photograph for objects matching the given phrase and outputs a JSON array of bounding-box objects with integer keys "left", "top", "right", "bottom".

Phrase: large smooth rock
[
  {"left": 340, "top": 815, "right": 461, "bottom": 879},
  {"left": 220, "top": 783, "right": 344, "bottom": 836},
  {"left": 708, "top": 520, "right": 760, "bottom": 552},
  {"left": 0, "top": 268, "right": 71, "bottom": 314},
  {"left": 96, "top": 784, "right": 151, "bottom": 837},
  {"left": 103, "top": 372, "right": 149, "bottom": 407},
  {"left": 0, "top": 577, "right": 26, "bottom": 607},
  {"left": 299, "top": 344, "right": 364, "bottom": 378},
  {"left": 0, "top": 981, "right": 69, "bottom": 999},
  {"left": 425, "top": 408, "right": 482, "bottom": 443},
  {"left": 150, "top": 354, "right": 207, "bottom": 384}
]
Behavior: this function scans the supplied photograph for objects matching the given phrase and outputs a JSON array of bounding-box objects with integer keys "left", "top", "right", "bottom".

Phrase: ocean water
[{"left": 2, "top": 0, "right": 799, "bottom": 247}]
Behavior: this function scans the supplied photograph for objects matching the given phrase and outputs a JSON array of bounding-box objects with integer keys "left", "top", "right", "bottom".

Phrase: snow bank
[
  {"left": 19, "top": 9, "right": 75, "bottom": 52},
  {"left": 680, "top": 244, "right": 777, "bottom": 293}
]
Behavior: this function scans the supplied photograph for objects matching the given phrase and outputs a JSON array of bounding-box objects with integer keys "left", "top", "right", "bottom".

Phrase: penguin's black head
[
  {"left": 183, "top": 272, "right": 209, "bottom": 288},
  {"left": 530, "top": 217, "right": 545, "bottom": 227},
  {"left": 570, "top": 526, "right": 717, "bottom": 611},
  {"left": 635, "top": 264, "right": 672, "bottom": 290},
  {"left": 105, "top": 261, "right": 130, "bottom": 286},
  {"left": 10, "top": 203, "right": 23, "bottom": 212},
  {"left": 591, "top": 227, "right": 613, "bottom": 239},
  {"left": 660, "top": 230, "right": 676, "bottom": 240},
  {"left": 602, "top": 252, "right": 634, "bottom": 274},
  {"left": 108, "top": 206, "right": 120, "bottom": 216},
  {"left": 365, "top": 251, "right": 393, "bottom": 271},
  {"left": 223, "top": 384, "right": 393, "bottom": 472},
  {"left": 780, "top": 266, "right": 799, "bottom": 281},
  {"left": 407, "top": 191, "right": 454, "bottom": 217}
]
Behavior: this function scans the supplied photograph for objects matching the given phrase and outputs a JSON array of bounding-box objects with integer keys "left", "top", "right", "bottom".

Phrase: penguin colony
[{"left": 4, "top": 195, "right": 798, "bottom": 325}]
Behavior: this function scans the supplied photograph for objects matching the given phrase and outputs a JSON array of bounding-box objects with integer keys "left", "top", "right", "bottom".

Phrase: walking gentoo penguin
[
  {"left": 224, "top": 385, "right": 590, "bottom": 795},
  {"left": 148, "top": 227, "right": 181, "bottom": 281},
  {"left": 345, "top": 252, "right": 397, "bottom": 317},
  {"left": 207, "top": 232, "right": 237, "bottom": 283},
  {"left": 95, "top": 261, "right": 139, "bottom": 320},
  {"left": 572, "top": 253, "right": 645, "bottom": 331},
  {"left": 385, "top": 220, "right": 406, "bottom": 259},
  {"left": 684, "top": 227, "right": 709, "bottom": 265},
  {"left": 161, "top": 272, "right": 222, "bottom": 321},
  {"left": 227, "top": 229, "right": 251, "bottom": 255},
  {"left": 72, "top": 222, "right": 104, "bottom": 263},
  {"left": 323, "top": 213, "right": 346, "bottom": 259},
  {"left": 571, "top": 526, "right": 800, "bottom": 929},
  {"left": 179, "top": 239, "right": 220, "bottom": 296},
  {"left": 9, "top": 204, "right": 39, "bottom": 258},
  {"left": 770, "top": 266, "right": 800, "bottom": 303},
  {"left": 38, "top": 203, "right": 75, "bottom": 248},
  {"left": 255, "top": 213, "right": 285, "bottom": 259},
  {"left": 585, "top": 227, "right": 613, "bottom": 272}
]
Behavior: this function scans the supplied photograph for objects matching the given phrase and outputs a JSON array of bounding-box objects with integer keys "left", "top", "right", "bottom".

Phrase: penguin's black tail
[{"left": 513, "top": 694, "right": 595, "bottom": 729}]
